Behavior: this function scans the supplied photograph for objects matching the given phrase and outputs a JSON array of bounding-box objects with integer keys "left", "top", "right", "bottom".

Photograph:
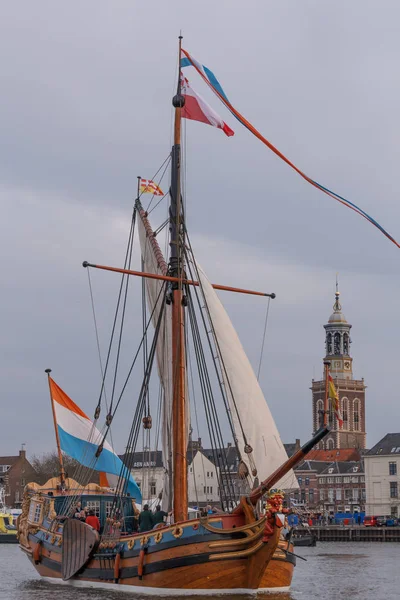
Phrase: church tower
[{"left": 312, "top": 285, "right": 366, "bottom": 449}]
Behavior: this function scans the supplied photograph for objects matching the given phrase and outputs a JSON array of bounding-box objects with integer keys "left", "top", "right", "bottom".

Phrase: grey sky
[{"left": 1, "top": 1, "right": 399, "bottom": 458}]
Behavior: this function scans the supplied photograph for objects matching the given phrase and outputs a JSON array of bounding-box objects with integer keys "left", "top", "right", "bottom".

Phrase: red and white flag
[{"left": 181, "top": 74, "right": 234, "bottom": 137}]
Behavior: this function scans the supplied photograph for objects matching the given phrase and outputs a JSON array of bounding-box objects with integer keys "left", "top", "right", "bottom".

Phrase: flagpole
[
  {"left": 323, "top": 360, "right": 330, "bottom": 428},
  {"left": 45, "top": 368, "right": 66, "bottom": 486}
]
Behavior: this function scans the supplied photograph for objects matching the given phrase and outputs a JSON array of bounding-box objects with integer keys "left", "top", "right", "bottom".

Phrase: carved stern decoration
[{"left": 62, "top": 518, "right": 98, "bottom": 580}]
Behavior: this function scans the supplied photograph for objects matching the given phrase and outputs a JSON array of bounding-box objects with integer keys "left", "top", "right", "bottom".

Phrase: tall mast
[
  {"left": 170, "top": 35, "right": 188, "bottom": 521},
  {"left": 45, "top": 368, "right": 66, "bottom": 486}
]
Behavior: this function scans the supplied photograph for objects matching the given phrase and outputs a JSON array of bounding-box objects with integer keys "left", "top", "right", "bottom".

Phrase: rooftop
[
  {"left": 366, "top": 433, "right": 400, "bottom": 456},
  {"left": 306, "top": 448, "right": 361, "bottom": 462},
  {"left": 319, "top": 460, "right": 364, "bottom": 475}
]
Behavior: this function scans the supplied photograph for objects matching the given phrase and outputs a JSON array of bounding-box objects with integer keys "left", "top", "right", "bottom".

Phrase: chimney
[
  {"left": 197, "top": 437, "right": 202, "bottom": 448},
  {"left": 19, "top": 449, "right": 26, "bottom": 460},
  {"left": 295, "top": 439, "right": 301, "bottom": 451}
]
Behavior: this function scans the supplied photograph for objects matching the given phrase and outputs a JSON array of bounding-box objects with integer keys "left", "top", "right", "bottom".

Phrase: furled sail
[
  {"left": 196, "top": 263, "right": 298, "bottom": 490},
  {"left": 137, "top": 209, "right": 173, "bottom": 510}
]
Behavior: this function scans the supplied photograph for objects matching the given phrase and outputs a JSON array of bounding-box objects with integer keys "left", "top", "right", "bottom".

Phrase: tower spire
[{"left": 333, "top": 274, "right": 341, "bottom": 313}]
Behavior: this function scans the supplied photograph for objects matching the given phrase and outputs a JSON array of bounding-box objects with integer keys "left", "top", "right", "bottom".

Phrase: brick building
[
  {"left": 312, "top": 286, "right": 366, "bottom": 450},
  {"left": 317, "top": 460, "right": 365, "bottom": 514},
  {"left": 0, "top": 449, "right": 38, "bottom": 507}
]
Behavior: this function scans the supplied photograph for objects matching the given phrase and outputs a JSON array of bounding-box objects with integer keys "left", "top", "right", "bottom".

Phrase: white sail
[
  {"left": 196, "top": 263, "right": 298, "bottom": 490},
  {"left": 137, "top": 213, "right": 173, "bottom": 510}
]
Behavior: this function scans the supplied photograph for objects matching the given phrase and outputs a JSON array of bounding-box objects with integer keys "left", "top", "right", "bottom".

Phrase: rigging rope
[
  {"left": 181, "top": 48, "right": 400, "bottom": 249},
  {"left": 257, "top": 296, "right": 271, "bottom": 381},
  {"left": 144, "top": 155, "right": 171, "bottom": 212}
]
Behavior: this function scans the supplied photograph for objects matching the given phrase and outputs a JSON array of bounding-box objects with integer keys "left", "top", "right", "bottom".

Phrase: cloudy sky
[{"left": 1, "top": 1, "right": 399, "bottom": 459}]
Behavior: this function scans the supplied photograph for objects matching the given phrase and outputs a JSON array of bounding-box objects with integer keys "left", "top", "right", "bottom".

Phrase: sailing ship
[{"left": 18, "top": 38, "right": 329, "bottom": 594}]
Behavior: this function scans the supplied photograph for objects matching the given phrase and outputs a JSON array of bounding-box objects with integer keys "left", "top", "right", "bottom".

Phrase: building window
[
  {"left": 352, "top": 489, "right": 359, "bottom": 501},
  {"left": 335, "top": 477, "right": 341, "bottom": 483},
  {"left": 211, "top": 471, "right": 213, "bottom": 478},
  {"left": 328, "top": 490, "right": 334, "bottom": 502},
  {"left": 317, "top": 400, "right": 324, "bottom": 428},
  {"left": 203, "top": 486, "right": 206, "bottom": 494},
  {"left": 309, "top": 489, "right": 314, "bottom": 503},
  {"left": 361, "top": 489, "right": 366, "bottom": 500},
  {"left": 336, "top": 489, "right": 342, "bottom": 500},
  {"left": 390, "top": 482, "right": 398, "bottom": 498},
  {"left": 334, "top": 332, "right": 341, "bottom": 355},
  {"left": 345, "top": 489, "right": 352, "bottom": 500},
  {"left": 210, "top": 486, "right": 213, "bottom": 494},
  {"left": 389, "top": 462, "right": 397, "bottom": 476},
  {"left": 29, "top": 501, "right": 43, "bottom": 524},
  {"left": 342, "top": 398, "right": 348, "bottom": 427},
  {"left": 105, "top": 501, "right": 113, "bottom": 518},
  {"left": 361, "top": 476, "right": 365, "bottom": 483},
  {"left": 327, "top": 438, "right": 334, "bottom": 450},
  {"left": 343, "top": 333, "right": 349, "bottom": 355},
  {"left": 150, "top": 481, "right": 157, "bottom": 496},
  {"left": 301, "top": 491, "right": 306, "bottom": 503},
  {"left": 298, "top": 477, "right": 302, "bottom": 485},
  {"left": 327, "top": 477, "right": 334, "bottom": 484},
  {"left": 326, "top": 332, "right": 332, "bottom": 355},
  {"left": 85, "top": 500, "right": 100, "bottom": 517},
  {"left": 391, "top": 506, "right": 398, "bottom": 517},
  {"left": 320, "top": 490, "right": 324, "bottom": 501},
  {"left": 305, "top": 477, "right": 310, "bottom": 486},
  {"left": 343, "top": 477, "right": 350, "bottom": 483},
  {"left": 319, "top": 478, "right": 323, "bottom": 485},
  {"left": 207, "top": 472, "right": 210, "bottom": 478},
  {"left": 353, "top": 399, "right": 360, "bottom": 432},
  {"left": 352, "top": 477, "right": 359, "bottom": 484}
]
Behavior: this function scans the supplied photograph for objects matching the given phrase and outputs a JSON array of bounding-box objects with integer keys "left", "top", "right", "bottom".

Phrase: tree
[{"left": 30, "top": 452, "right": 99, "bottom": 486}]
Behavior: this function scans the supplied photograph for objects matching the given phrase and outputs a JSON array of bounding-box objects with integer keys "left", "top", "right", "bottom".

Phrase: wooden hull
[
  {"left": 20, "top": 515, "right": 287, "bottom": 594},
  {"left": 262, "top": 541, "right": 295, "bottom": 592}
]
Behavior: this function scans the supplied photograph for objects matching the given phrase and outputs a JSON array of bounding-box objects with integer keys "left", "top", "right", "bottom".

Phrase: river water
[{"left": 0, "top": 543, "right": 397, "bottom": 600}]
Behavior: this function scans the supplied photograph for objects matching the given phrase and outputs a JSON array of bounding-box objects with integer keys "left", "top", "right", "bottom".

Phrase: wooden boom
[
  {"left": 82, "top": 262, "right": 276, "bottom": 299},
  {"left": 233, "top": 426, "right": 330, "bottom": 513}
]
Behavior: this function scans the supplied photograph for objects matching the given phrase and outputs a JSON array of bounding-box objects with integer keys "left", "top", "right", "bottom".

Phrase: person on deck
[
  {"left": 139, "top": 504, "right": 154, "bottom": 532},
  {"left": 153, "top": 505, "right": 171, "bottom": 528},
  {"left": 85, "top": 509, "right": 100, "bottom": 531}
]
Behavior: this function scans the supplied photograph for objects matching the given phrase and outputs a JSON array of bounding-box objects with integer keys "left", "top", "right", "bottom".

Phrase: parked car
[{"left": 364, "top": 516, "right": 377, "bottom": 527}]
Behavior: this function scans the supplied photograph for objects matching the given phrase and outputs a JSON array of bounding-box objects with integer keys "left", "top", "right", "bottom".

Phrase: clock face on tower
[{"left": 344, "top": 361, "right": 351, "bottom": 370}]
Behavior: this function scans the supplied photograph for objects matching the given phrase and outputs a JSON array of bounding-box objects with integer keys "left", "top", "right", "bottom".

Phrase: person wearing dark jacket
[
  {"left": 153, "top": 505, "right": 170, "bottom": 527},
  {"left": 139, "top": 504, "right": 154, "bottom": 532}
]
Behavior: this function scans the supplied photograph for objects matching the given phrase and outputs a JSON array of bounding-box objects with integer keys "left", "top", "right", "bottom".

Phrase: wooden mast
[
  {"left": 170, "top": 35, "right": 188, "bottom": 522},
  {"left": 45, "top": 368, "right": 66, "bottom": 486}
]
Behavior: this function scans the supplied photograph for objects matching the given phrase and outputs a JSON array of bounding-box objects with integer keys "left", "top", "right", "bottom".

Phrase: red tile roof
[{"left": 306, "top": 448, "right": 361, "bottom": 462}]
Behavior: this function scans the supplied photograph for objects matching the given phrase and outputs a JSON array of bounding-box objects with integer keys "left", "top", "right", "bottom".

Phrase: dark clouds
[{"left": 1, "top": 1, "right": 399, "bottom": 456}]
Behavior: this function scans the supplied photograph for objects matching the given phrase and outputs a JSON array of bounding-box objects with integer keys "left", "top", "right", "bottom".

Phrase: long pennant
[{"left": 181, "top": 48, "right": 399, "bottom": 249}]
